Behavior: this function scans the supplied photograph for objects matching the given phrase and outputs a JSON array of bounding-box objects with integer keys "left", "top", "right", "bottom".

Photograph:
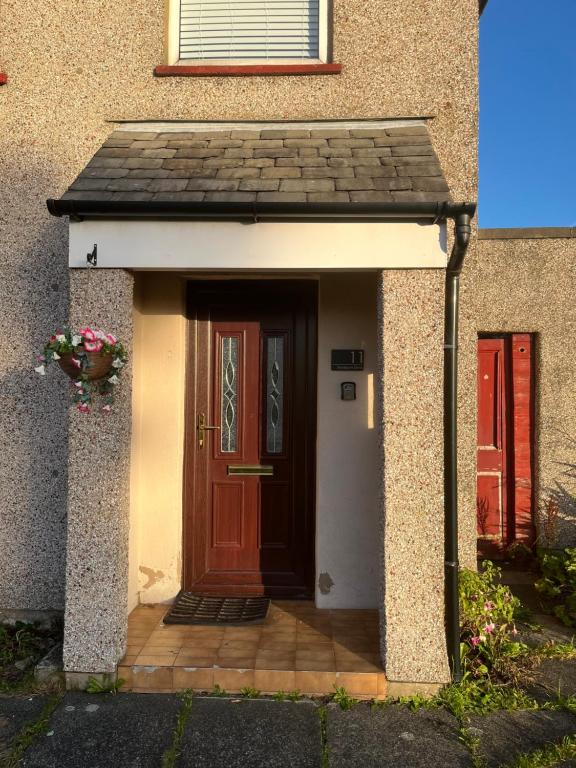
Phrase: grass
[
  {"left": 332, "top": 686, "right": 358, "bottom": 711},
  {"left": 1, "top": 693, "right": 63, "bottom": 768},
  {"left": 534, "top": 641, "right": 576, "bottom": 660},
  {"left": 501, "top": 735, "right": 576, "bottom": 768},
  {"left": 318, "top": 706, "right": 329, "bottom": 768},
  {"left": 85, "top": 676, "right": 125, "bottom": 695},
  {"left": 0, "top": 621, "right": 62, "bottom": 694},
  {"left": 160, "top": 690, "right": 194, "bottom": 768},
  {"left": 239, "top": 686, "right": 260, "bottom": 699}
]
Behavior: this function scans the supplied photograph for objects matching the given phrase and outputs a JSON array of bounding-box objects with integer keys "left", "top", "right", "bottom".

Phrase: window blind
[{"left": 179, "top": 0, "right": 320, "bottom": 60}]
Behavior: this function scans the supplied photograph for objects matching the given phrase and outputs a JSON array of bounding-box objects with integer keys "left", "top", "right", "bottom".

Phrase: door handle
[{"left": 197, "top": 412, "right": 220, "bottom": 449}]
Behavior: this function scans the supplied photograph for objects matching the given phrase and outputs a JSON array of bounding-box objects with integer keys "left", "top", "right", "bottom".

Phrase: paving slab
[
  {"left": 20, "top": 692, "right": 182, "bottom": 768},
  {"left": 179, "top": 697, "right": 322, "bottom": 767},
  {"left": 0, "top": 695, "right": 47, "bottom": 761},
  {"left": 469, "top": 709, "right": 576, "bottom": 767},
  {"left": 530, "top": 658, "right": 576, "bottom": 699},
  {"left": 326, "top": 703, "right": 471, "bottom": 768}
]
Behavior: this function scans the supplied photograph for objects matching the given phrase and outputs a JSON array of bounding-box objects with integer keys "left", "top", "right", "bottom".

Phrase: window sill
[{"left": 154, "top": 63, "right": 342, "bottom": 78}]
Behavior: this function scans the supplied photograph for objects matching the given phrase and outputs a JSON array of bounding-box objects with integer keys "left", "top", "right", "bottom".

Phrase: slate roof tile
[{"left": 59, "top": 122, "right": 451, "bottom": 205}]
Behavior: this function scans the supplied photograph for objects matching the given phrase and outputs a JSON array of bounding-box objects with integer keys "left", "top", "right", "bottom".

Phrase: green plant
[
  {"left": 161, "top": 691, "right": 194, "bottom": 768},
  {"left": 459, "top": 561, "right": 530, "bottom": 685},
  {"left": 535, "top": 640, "right": 576, "bottom": 659},
  {"left": 501, "top": 735, "right": 576, "bottom": 768},
  {"left": 240, "top": 686, "right": 260, "bottom": 698},
  {"left": 286, "top": 690, "right": 301, "bottom": 701},
  {"left": 211, "top": 683, "right": 227, "bottom": 697},
  {"left": 2, "top": 693, "right": 63, "bottom": 768},
  {"left": 535, "top": 548, "right": 576, "bottom": 626},
  {"left": 273, "top": 690, "right": 287, "bottom": 701},
  {"left": 0, "top": 621, "right": 62, "bottom": 693},
  {"left": 86, "top": 676, "right": 125, "bottom": 695},
  {"left": 332, "top": 686, "right": 358, "bottom": 711}
]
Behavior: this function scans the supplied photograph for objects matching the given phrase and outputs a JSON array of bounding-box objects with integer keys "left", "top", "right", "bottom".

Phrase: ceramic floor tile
[
  {"left": 174, "top": 653, "right": 216, "bottom": 667},
  {"left": 173, "top": 667, "right": 214, "bottom": 691},
  {"left": 135, "top": 654, "right": 177, "bottom": 666},
  {"left": 125, "top": 603, "right": 386, "bottom": 692}
]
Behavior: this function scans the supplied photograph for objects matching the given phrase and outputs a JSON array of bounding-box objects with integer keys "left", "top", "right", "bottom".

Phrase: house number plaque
[{"left": 331, "top": 349, "right": 364, "bottom": 371}]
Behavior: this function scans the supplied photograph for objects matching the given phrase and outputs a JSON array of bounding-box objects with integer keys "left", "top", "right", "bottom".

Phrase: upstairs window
[{"left": 173, "top": 0, "right": 329, "bottom": 63}]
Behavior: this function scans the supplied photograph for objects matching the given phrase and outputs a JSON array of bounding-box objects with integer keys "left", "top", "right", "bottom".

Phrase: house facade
[{"left": 11, "top": 0, "right": 572, "bottom": 696}]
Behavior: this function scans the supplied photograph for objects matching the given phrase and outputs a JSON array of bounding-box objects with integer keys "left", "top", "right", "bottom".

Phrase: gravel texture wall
[
  {"left": 63, "top": 270, "right": 133, "bottom": 673},
  {"left": 0, "top": 0, "right": 478, "bottom": 614},
  {"left": 378, "top": 269, "right": 450, "bottom": 684},
  {"left": 461, "top": 234, "right": 576, "bottom": 549},
  {"left": 1, "top": 0, "right": 477, "bottom": 684}
]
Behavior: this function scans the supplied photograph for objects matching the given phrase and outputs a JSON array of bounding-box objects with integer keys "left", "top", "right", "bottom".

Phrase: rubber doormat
[{"left": 163, "top": 592, "right": 270, "bottom": 625}]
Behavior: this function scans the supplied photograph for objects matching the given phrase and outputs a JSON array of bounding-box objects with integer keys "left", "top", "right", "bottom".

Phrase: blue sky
[{"left": 479, "top": 0, "right": 576, "bottom": 227}]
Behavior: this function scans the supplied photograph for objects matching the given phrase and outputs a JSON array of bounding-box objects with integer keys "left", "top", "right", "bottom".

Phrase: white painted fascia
[{"left": 69, "top": 220, "right": 447, "bottom": 270}]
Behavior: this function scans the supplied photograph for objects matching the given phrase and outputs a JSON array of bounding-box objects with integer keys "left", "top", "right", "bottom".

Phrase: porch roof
[{"left": 52, "top": 120, "right": 452, "bottom": 211}]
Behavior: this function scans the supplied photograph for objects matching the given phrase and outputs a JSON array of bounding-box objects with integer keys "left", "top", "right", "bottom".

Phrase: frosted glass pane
[
  {"left": 266, "top": 336, "right": 284, "bottom": 453},
  {"left": 221, "top": 337, "right": 238, "bottom": 452}
]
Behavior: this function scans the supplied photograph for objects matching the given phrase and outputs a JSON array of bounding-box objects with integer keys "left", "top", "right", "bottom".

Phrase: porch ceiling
[{"left": 53, "top": 119, "right": 451, "bottom": 210}]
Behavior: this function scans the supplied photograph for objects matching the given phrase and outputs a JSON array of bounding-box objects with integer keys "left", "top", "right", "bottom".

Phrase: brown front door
[{"left": 184, "top": 281, "right": 317, "bottom": 597}]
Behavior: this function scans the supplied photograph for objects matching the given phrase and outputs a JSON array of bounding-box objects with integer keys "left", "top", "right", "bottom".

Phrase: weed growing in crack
[
  {"left": 160, "top": 690, "right": 194, "bottom": 768},
  {"left": 318, "top": 706, "right": 329, "bottom": 768},
  {"left": 3, "top": 693, "right": 63, "bottom": 768},
  {"left": 86, "top": 676, "right": 125, "bottom": 695},
  {"left": 332, "top": 686, "right": 358, "bottom": 711},
  {"left": 501, "top": 734, "right": 576, "bottom": 768},
  {"left": 240, "top": 686, "right": 260, "bottom": 698}
]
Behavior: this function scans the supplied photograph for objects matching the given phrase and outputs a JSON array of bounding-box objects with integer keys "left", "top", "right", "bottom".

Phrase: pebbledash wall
[
  {"left": 0, "top": 0, "right": 478, "bottom": 685},
  {"left": 461, "top": 229, "right": 576, "bottom": 548}
]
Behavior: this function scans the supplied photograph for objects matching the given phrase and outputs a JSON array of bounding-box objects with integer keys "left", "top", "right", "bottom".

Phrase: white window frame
[{"left": 167, "top": 0, "right": 329, "bottom": 65}]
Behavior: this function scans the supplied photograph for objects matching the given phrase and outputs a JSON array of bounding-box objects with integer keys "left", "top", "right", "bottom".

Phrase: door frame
[{"left": 182, "top": 279, "right": 318, "bottom": 597}]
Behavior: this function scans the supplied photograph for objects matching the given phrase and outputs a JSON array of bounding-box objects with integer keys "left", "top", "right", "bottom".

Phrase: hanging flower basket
[
  {"left": 58, "top": 350, "right": 113, "bottom": 381},
  {"left": 35, "top": 327, "right": 128, "bottom": 414}
]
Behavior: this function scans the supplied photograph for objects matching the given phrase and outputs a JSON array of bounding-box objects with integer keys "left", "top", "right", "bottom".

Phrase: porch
[{"left": 119, "top": 602, "right": 386, "bottom": 699}]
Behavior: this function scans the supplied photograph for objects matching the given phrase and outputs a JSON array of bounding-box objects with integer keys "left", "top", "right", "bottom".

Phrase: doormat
[{"left": 163, "top": 592, "right": 270, "bottom": 626}]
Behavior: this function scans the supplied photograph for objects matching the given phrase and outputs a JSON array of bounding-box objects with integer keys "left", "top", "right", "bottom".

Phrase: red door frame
[{"left": 477, "top": 334, "right": 535, "bottom": 557}]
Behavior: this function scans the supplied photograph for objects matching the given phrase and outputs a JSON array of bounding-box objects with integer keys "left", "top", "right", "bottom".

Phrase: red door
[
  {"left": 476, "top": 335, "right": 534, "bottom": 556},
  {"left": 184, "top": 281, "right": 317, "bottom": 597}
]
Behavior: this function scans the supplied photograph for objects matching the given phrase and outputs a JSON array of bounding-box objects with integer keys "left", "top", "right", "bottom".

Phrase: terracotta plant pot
[{"left": 58, "top": 351, "right": 114, "bottom": 381}]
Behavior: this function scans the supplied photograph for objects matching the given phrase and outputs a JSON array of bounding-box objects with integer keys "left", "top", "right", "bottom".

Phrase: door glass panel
[
  {"left": 221, "top": 336, "right": 238, "bottom": 453},
  {"left": 266, "top": 336, "right": 284, "bottom": 454}
]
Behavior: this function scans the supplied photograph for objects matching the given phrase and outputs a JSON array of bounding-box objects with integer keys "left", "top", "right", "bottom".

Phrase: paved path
[{"left": 2, "top": 692, "right": 576, "bottom": 767}]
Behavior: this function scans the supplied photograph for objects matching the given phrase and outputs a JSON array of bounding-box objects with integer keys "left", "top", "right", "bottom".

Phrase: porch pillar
[
  {"left": 63, "top": 269, "right": 134, "bottom": 679},
  {"left": 378, "top": 269, "right": 450, "bottom": 689}
]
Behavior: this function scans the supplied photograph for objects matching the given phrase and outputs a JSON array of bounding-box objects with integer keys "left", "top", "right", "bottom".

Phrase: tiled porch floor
[{"left": 119, "top": 601, "right": 386, "bottom": 699}]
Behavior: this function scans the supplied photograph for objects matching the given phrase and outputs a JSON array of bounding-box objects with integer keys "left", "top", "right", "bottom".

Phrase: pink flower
[
  {"left": 72, "top": 381, "right": 83, "bottom": 389},
  {"left": 71, "top": 357, "right": 81, "bottom": 369},
  {"left": 484, "top": 601, "right": 495, "bottom": 612},
  {"left": 77, "top": 403, "right": 90, "bottom": 414},
  {"left": 84, "top": 339, "right": 103, "bottom": 352},
  {"left": 79, "top": 327, "right": 95, "bottom": 341},
  {"left": 484, "top": 622, "right": 496, "bottom": 634},
  {"left": 102, "top": 404, "right": 112, "bottom": 414},
  {"left": 470, "top": 636, "right": 481, "bottom": 646},
  {"left": 36, "top": 354, "right": 46, "bottom": 362},
  {"left": 105, "top": 333, "right": 117, "bottom": 345}
]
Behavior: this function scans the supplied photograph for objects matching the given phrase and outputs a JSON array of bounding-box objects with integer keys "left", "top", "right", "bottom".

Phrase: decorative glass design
[
  {"left": 266, "top": 336, "right": 284, "bottom": 454},
  {"left": 220, "top": 337, "right": 238, "bottom": 453}
]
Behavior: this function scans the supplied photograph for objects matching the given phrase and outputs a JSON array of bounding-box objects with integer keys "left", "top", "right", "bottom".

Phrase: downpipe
[{"left": 444, "top": 211, "right": 473, "bottom": 683}]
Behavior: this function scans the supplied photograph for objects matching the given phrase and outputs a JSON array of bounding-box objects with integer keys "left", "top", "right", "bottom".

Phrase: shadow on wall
[
  {"left": 0, "top": 210, "right": 70, "bottom": 612},
  {"left": 542, "top": 433, "right": 576, "bottom": 548}
]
